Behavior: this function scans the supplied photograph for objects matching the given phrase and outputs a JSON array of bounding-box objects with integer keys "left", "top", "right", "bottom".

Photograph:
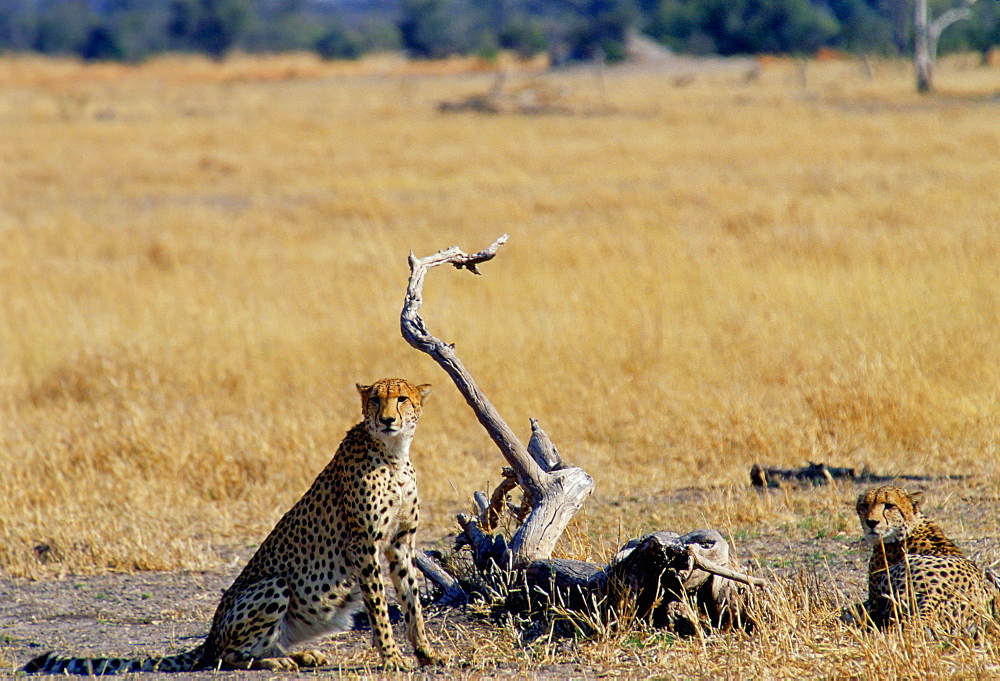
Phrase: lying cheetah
[
  {"left": 24, "top": 378, "right": 443, "bottom": 674},
  {"left": 844, "top": 485, "right": 998, "bottom": 636}
]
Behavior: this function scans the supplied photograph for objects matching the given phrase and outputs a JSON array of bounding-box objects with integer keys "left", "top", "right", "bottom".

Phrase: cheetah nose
[
  {"left": 865, "top": 519, "right": 879, "bottom": 530},
  {"left": 380, "top": 416, "right": 396, "bottom": 426}
]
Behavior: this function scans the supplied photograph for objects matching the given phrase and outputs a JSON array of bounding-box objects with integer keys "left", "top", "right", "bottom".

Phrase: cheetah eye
[
  {"left": 883, "top": 502, "right": 895, "bottom": 511},
  {"left": 369, "top": 396, "right": 380, "bottom": 405},
  {"left": 397, "top": 396, "right": 409, "bottom": 404}
]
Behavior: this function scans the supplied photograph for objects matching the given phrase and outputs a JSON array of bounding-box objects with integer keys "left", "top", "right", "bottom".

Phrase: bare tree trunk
[
  {"left": 915, "top": 0, "right": 933, "bottom": 93},
  {"left": 400, "top": 235, "right": 594, "bottom": 568},
  {"left": 916, "top": 0, "right": 976, "bottom": 93}
]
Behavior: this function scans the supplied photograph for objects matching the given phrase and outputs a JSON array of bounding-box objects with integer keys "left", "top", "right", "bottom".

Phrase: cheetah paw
[
  {"left": 380, "top": 653, "right": 411, "bottom": 671},
  {"left": 227, "top": 656, "right": 300, "bottom": 671},
  {"left": 259, "top": 657, "right": 300, "bottom": 671},
  {"left": 290, "top": 650, "right": 330, "bottom": 667},
  {"left": 417, "top": 651, "right": 449, "bottom": 667}
]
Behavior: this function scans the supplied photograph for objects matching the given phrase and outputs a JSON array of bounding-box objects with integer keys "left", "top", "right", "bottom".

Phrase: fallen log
[
  {"left": 399, "top": 236, "right": 763, "bottom": 636},
  {"left": 507, "top": 530, "right": 760, "bottom": 639},
  {"left": 750, "top": 462, "right": 858, "bottom": 487},
  {"left": 750, "top": 462, "right": 971, "bottom": 488}
]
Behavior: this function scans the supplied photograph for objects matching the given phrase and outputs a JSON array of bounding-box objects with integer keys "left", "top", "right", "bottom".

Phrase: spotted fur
[
  {"left": 23, "top": 378, "right": 443, "bottom": 674},
  {"left": 847, "top": 485, "right": 998, "bottom": 636}
]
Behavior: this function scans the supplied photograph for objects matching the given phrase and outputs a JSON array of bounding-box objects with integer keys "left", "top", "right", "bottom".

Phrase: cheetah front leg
[
  {"left": 386, "top": 528, "right": 444, "bottom": 666},
  {"left": 351, "top": 545, "right": 408, "bottom": 669}
]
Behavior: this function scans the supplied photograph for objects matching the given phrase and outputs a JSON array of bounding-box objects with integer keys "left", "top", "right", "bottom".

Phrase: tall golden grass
[{"left": 2, "top": 51, "right": 1000, "bottom": 675}]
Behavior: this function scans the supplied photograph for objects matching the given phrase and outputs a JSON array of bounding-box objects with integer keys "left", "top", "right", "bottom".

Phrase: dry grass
[{"left": 2, "top": 51, "right": 1000, "bottom": 676}]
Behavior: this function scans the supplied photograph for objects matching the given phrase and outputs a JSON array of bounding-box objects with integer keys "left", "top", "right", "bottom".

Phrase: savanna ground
[{"left": 1, "top": 51, "right": 999, "bottom": 677}]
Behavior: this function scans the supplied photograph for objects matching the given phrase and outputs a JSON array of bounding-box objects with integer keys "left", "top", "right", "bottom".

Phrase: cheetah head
[
  {"left": 856, "top": 485, "right": 925, "bottom": 546},
  {"left": 356, "top": 378, "right": 431, "bottom": 441}
]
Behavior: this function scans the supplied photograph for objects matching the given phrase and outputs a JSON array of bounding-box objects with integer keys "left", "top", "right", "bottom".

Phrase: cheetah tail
[{"left": 22, "top": 643, "right": 206, "bottom": 675}]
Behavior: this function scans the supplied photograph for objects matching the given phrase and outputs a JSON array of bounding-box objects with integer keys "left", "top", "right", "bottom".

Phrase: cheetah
[
  {"left": 23, "top": 378, "right": 444, "bottom": 674},
  {"left": 843, "top": 485, "right": 999, "bottom": 636}
]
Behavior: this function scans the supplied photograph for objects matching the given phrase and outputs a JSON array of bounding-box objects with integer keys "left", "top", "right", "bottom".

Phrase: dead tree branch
[
  {"left": 930, "top": 5, "right": 973, "bottom": 62},
  {"left": 481, "top": 470, "right": 519, "bottom": 532},
  {"left": 689, "top": 547, "right": 766, "bottom": 588},
  {"left": 414, "top": 551, "right": 468, "bottom": 606},
  {"left": 399, "top": 238, "right": 764, "bottom": 636},
  {"left": 401, "top": 236, "right": 594, "bottom": 568},
  {"left": 401, "top": 235, "right": 545, "bottom": 497}
]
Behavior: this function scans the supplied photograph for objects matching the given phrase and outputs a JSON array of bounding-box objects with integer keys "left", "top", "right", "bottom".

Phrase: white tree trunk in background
[
  {"left": 915, "top": 0, "right": 975, "bottom": 93},
  {"left": 915, "top": 0, "right": 933, "bottom": 92}
]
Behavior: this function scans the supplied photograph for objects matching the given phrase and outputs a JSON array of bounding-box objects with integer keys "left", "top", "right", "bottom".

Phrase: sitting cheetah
[
  {"left": 24, "top": 378, "right": 444, "bottom": 674},
  {"left": 843, "top": 485, "right": 998, "bottom": 636}
]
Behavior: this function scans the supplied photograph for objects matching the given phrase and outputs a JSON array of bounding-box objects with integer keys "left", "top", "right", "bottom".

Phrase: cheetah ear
[
  {"left": 356, "top": 383, "right": 372, "bottom": 409},
  {"left": 908, "top": 490, "right": 924, "bottom": 508},
  {"left": 416, "top": 384, "right": 432, "bottom": 401}
]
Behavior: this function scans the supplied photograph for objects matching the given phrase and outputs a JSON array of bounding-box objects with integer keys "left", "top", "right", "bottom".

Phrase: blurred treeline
[{"left": 0, "top": 0, "right": 997, "bottom": 63}]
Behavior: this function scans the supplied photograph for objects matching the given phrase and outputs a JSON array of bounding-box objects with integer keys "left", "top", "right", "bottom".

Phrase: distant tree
[
  {"left": 498, "top": 16, "right": 549, "bottom": 58},
  {"left": 1, "top": 0, "right": 988, "bottom": 64},
  {"left": 915, "top": 0, "right": 977, "bottom": 92},
  {"left": 645, "top": 0, "right": 704, "bottom": 52},
  {"left": 102, "top": 0, "right": 173, "bottom": 61},
  {"left": 167, "top": 0, "right": 195, "bottom": 44},
  {"left": 168, "top": 0, "right": 249, "bottom": 58},
  {"left": 825, "top": 0, "right": 898, "bottom": 54},
  {"left": 79, "top": 24, "right": 125, "bottom": 60},
  {"left": 194, "top": 0, "right": 248, "bottom": 57},
  {"left": 354, "top": 20, "right": 403, "bottom": 53},
  {"left": 0, "top": 2, "right": 34, "bottom": 52},
  {"left": 241, "top": 0, "right": 330, "bottom": 52},
  {"left": 315, "top": 24, "right": 363, "bottom": 59},
  {"left": 399, "top": 0, "right": 452, "bottom": 56},
  {"left": 646, "top": 0, "right": 839, "bottom": 55},
  {"left": 398, "top": 0, "right": 493, "bottom": 57},
  {"left": 564, "top": 0, "right": 639, "bottom": 62},
  {"left": 32, "top": 0, "right": 94, "bottom": 55},
  {"left": 965, "top": 0, "right": 1000, "bottom": 62}
]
